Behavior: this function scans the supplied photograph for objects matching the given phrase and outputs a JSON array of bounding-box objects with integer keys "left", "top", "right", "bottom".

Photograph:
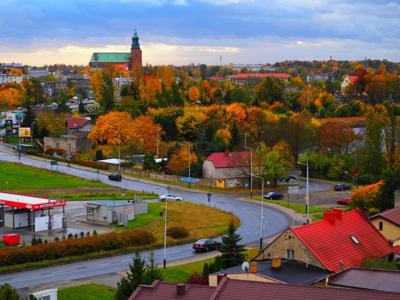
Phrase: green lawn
[
  {"left": 249, "top": 196, "right": 326, "bottom": 214},
  {"left": 58, "top": 284, "right": 115, "bottom": 300},
  {"left": 162, "top": 258, "right": 215, "bottom": 282},
  {"left": 123, "top": 202, "right": 163, "bottom": 229},
  {"left": 0, "top": 162, "right": 106, "bottom": 191}
]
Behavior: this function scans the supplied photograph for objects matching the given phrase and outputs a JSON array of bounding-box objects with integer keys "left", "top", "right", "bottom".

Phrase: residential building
[
  {"left": 0, "top": 74, "right": 24, "bottom": 84},
  {"left": 29, "top": 69, "right": 49, "bottom": 78},
  {"left": 229, "top": 73, "right": 290, "bottom": 86},
  {"left": 370, "top": 207, "right": 400, "bottom": 246},
  {"left": 89, "top": 32, "right": 142, "bottom": 71},
  {"left": 233, "top": 64, "right": 265, "bottom": 72},
  {"left": 341, "top": 74, "right": 358, "bottom": 93},
  {"left": 254, "top": 209, "right": 394, "bottom": 273},
  {"left": 203, "top": 151, "right": 249, "bottom": 188},
  {"left": 44, "top": 118, "right": 92, "bottom": 156},
  {"left": 129, "top": 278, "right": 400, "bottom": 300},
  {"left": 326, "top": 268, "right": 400, "bottom": 293}
]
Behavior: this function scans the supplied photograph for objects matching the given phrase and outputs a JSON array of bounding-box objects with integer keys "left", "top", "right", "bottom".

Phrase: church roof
[{"left": 90, "top": 52, "right": 130, "bottom": 63}]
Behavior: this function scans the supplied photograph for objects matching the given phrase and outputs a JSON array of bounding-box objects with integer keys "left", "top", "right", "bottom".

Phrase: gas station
[{"left": 0, "top": 192, "right": 66, "bottom": 232}]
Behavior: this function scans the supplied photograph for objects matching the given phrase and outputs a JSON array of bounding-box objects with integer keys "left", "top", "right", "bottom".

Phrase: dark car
[
  {"left": 264, "top": 192, "right": 284, "bottom": 200},
  {"left": 337, "top": 198, "right": 352, "bottom": 205},
  {"left": 334, "top": 183, "right": 352, "bottom": 191},
  {"left": 192, "top": 239, "right": 221, "bottom": 252},
  {"left": 108, "top": 173, "right": 122, "bottom": 181}
]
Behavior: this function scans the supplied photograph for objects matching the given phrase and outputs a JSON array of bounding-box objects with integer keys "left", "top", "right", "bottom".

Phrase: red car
[{"left": 337, "top": 198, "right": 351, "bottom": 205}]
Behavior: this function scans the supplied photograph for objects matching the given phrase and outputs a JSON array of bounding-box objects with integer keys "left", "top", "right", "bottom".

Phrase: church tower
[{"left": 130, "top": 31, "right": 142, "bottom": 71}]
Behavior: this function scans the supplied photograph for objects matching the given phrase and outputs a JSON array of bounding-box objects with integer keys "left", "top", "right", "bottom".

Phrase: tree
[
  {"left": 255, "top": 77, "right": 285, "bottom": 105},
  {"left": 131, "top": 116, "right": 163, "bottom": 153},
  {"left": 99, "top": 71, "right": 115, "bottom": 112},
  {"left": 0, "top": 283, "right": 23, "bottom": 300},
  {"left": 380, "top": 168, "right": 400, "bottom": 211},
  {"left": 166, "top": 144, "right": 197, "bottom": 175},
  {"left": 188, "top": 86, "right": 200, "bottom": 104},
  {"left": 56, "top": 90, "right": 70, "bottom": 113},
  {"left": 219, "top": 221, "right": 245, "bottom": 269},
  {"left": 143, "top": 251, "right": 163, "bottom": 284},
  {"left": 115, "top": 251, "right": 146, "bottom": 300},
  {"left": 88, "top": 112, "right": 135, "bottom": 147},
  {"left": 318, "top": 123, "right": 358, "bottom": 154},
  {"left": 351, "top": 181, "right": 383, "bottom": 215}
]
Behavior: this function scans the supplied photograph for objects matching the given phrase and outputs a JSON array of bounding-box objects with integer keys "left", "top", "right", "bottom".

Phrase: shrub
[
  {"left": 72, "top": 159, "right": 109, "bottom": 170},
  {"left": 45, "top": 148, "right": 66, "bottom": 156},
  {"left": 167, "top": 226, "right": 189, "bottom": 239},
  {"left": 0, "top": 229, "right": 156, "bottom": 267},
  {"left": 187, "top": 272, "right": 208, "bottom": 285},
  {"left": 351, "top": 181, "right": 383, "bottom": 214}
]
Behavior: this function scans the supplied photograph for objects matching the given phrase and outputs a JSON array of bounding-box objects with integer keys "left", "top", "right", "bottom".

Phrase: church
[{"left": 89, "top": 32, "right": 142, "bottom": 71}]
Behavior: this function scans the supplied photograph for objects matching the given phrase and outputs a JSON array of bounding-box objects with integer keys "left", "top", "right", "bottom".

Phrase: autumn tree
[
  {"left": 0, "top": 85, "right": 24, "bottom": 109},
  {"left": 176, "top": 106, "right": 207, "bottom": 141},
  {"left": 351, "top": 181, "right": 383, "bottom": 215},
  {"left": 188, "top": 86, "right": 200, "bottom": 104},
  {"left": 90, "top": 70, "right": 115, "bottom": 111},
  {"left": 156, "top": 66, "right": 175, "bottom": 91},
  {"left": 88, "top": 112, "right": 135, "bottom": 147},
  {"left": 318, "top": 123, "right": 358, "bottom": 154},
  {"left": 36, "top": 111, "right": 66, "bottom": 137},
  {"left": 139, "top": 76, "right": 162, "bottom": 107},
  {"left": 131, "top": 115, "right": 163, "bottom": 153},
  {"left": 255, "top": 77, "right": 285, "bottom": 105},
  {"left": 166, "top": 144, "right": 197, "bottom": 175}
]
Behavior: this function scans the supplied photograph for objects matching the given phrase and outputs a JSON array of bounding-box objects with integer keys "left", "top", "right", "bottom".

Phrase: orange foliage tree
[
  {"left": 188, "top": 86, "right": 200, "bottom": 104},
  {"left": 0, "top": 86, "right": 24, "bottom": 108},
  {"left": 139, "top": 76, "right": 162, "bottom": 106},
  {"left": 318, "top": 123, "right": 358, "bottom": 154},
  {"left": 166, "top": 144, "right": 197, "bottom": 174},
  {"left": 90, "top": 70, "right": 103, "bottom": 102},
  {"left": 88, "top": 112, "right": 136, "bottom": 146},
  {"left": 351, "top": 181, "right": 383, "bottom": 215},
  {"left": 156, "top": 66, "right": 175, "bottom": 90},
  {"left": 131, "top": 115, "right": 163, "bottom": 152}
]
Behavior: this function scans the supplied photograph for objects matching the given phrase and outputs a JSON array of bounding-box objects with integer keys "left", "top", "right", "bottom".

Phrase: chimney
[
  {"left": 323, "top": 211, "right": 336, "bottom": 225},
  {"left": 176, "top": 284, "right": 186, "bottom": 296},
  {"left": 333, "top": 208, "right": 342, "bottom": 220},
  {"left": 251, "top": 262, "right": 257, "bottom": 273},
  {"left": 272, "top": 257, "right": 281, "bottom": 269}
]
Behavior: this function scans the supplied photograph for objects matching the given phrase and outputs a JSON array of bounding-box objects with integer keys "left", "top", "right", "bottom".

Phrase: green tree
[
  {"left": 143, "top": 251, "right": 163, "bottom": 284},
  {"left": 220, "top": 222, "right": 245, "bottom": 269},
  {"left": 78, "top": 100, "right": 85, "bottom": 114},
  {"left": 202, "top": 262, "right": 210, "bottom": 279},
  {"left": 115, "top": 252, "right": 146, "bottom": 300},
  {"left": 380, "top": 168, "right": 400, "bottom": 211},
  {"left": 264, "top": 150, "right": 286, "bottom": 186},
  {"left": 0, "top": 283, "right": 22, "bottom": 300},
  {"left": 56, "top": 90, "right": 70, "bottom": 113},
  {"left": 255, "top": 77, "right": 285, "bottom": 105},
  {"left": 99, "top": 71, "right": 115, "bottom": 112}
]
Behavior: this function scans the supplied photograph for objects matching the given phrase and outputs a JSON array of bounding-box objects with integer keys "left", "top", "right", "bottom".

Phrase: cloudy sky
[{"left": 0, "top": 0, "right": 399, "bottom": 66}]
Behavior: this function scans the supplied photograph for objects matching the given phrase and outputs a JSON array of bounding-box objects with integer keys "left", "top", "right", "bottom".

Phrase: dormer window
[{"left": 350, "top": 235, "right": 360, "bottom": 245}]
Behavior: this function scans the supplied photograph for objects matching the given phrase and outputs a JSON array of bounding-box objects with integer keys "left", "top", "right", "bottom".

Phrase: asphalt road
[{"left": 0, "top": 146, "right": 327, "bottom": 289}]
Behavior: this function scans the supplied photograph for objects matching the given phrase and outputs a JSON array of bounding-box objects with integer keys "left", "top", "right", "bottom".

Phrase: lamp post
[
  {"left": 30, "top": 121, "right": 36, "bottom": 145},
  {"left": 188, "top": 143, "right": 191, "bottom": 188},
  {"left": 155, "top": 186, "right": 170, "bottom": 268},
  {"left": 244, "top": 133, "right": 253, "bottom": 198},
  {"left": 297, "top": 159, "right": 310, "bottom": 224},
  {"left": 67, "top": 124, "right": 71, "bottom": 167},
  {"left": 251, "top": 173, "right": 264, "bottom": 250},
  {"left": 156, "top": 129, "right": 160, "bottom": 158}
]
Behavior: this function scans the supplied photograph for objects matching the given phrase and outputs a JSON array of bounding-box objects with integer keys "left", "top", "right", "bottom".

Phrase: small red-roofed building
[
  {"left": 254, "top": 209, "right": 395, "bottom": 273},
  {"left": 370, "top": 207, "right": 400, "bottom": 246},
  {"left": 203, "top": 151, "right": 250, "bottom": 187}
]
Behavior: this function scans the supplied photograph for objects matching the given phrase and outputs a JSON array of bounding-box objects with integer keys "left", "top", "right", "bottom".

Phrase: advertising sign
[
  {"left": 180, "top": 177, "right": 200, "bottom": 184},
  {"left": 18, "top": 127, "right": 31, "bottom": 138},
  {"left": 5, "top": 119, "right": 13, "bottom": 136}
]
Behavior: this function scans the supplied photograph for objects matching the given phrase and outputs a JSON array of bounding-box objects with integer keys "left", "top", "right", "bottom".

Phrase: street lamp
[
  {"left": 155, "top": 186, "right": 170, "bottom": 268},
  {"left": 30, "top": 121, "right": 36, "bottom": 145},
  {"left": 244, "top": 133, "right": 253, "bottom": 198},
  {"left": 251, "top": 173, "right": 264, "bottom": 250},
  {"left": 297, "top": 159, "right": 310, "bottom": 224},
  {"left": 156, "top": 129, "right": 160, "bottom": 158}
]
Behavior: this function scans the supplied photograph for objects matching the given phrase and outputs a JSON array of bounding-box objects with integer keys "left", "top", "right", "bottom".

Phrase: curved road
[{"left": 0, "top": 147, "right": 293, "bottom": 289}]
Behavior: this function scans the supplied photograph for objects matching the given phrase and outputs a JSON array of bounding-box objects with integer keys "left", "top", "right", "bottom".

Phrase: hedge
[
  {"left": 167, "top": 226, "right": 189, "bottom": 239},
  {"left": 71, "top": 159, "right": 109, "bottom": 170},
  {"left": 0, "top": 229, "right": 155, "bottom": 266}
]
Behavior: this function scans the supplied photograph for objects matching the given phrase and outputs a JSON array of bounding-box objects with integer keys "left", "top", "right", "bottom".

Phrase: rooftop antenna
[{"left": 220, "top": 55, "right": 222, "bottom": 67}]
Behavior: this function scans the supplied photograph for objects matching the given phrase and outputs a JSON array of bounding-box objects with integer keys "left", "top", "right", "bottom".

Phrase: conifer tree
[{"left": 220, "top": 221, "right": 245, "bottom": 268}]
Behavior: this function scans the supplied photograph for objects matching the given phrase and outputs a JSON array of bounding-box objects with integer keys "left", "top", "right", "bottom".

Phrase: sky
[{"left": 0, "top": 0, "right": 399, "bottom": 66}]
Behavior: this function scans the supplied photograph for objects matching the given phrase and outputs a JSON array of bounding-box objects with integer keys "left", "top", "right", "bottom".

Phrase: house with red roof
[
  {"left": 203, "top": 151, "right": 250, "bottom": 187},
  {"left": 254, "top": 208, "right": 395, "bottom": 273},
  {"left": 341, "top": 74, "right": 358, "bottom": 94},
  {"left": 370, "top": 207, "right": 400, "bottom": 246}
]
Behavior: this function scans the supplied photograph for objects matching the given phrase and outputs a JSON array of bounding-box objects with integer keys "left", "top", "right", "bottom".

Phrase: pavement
[{"left": 0, "top": 144, "right": 332, "bottom": 291}]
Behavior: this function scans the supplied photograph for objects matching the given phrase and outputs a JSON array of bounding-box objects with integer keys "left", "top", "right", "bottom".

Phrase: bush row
[
  {"left": 71, "top": 159, "right": 109, "bottom": 170},
  {"left": 0, "top": 229, "right": 155, "bottom": 266}
]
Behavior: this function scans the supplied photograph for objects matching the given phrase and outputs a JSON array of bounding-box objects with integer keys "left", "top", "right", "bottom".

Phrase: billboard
[{"left": 18, "top": 127, "right": 31, "bottom": 138}]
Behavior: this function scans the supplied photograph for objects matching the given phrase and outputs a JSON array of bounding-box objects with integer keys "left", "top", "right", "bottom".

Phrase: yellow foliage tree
[
  {"left": 166, "top": 144, "right": 197, "bottom": 174},
  {"left": 0, "top": 87, "right": 24, "bottom": 108},
  {"left": 90, "top": 70, "right": 103, "bottom": 102},
  {"left": 88, "top": 112, "right": 136, "bottom": 146},
  {"left": 188, "top": 86, "right": 200, "bottom": 104},
  {"left": 156, "top": 66, "right": 175, "bottom": 90},
  {"left": 139, "top": 76, "right": 162, "bottom": 106},
  {"left": 351, "top": 181, "right": 383, "bottom": 215}
]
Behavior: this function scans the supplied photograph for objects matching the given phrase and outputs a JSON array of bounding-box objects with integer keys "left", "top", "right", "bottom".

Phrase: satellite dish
[{"left": 242, "top": 261, "right": 250, "bottom": 272}]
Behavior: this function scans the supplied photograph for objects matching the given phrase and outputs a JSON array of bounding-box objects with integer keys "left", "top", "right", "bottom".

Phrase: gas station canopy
[{"left": 0, "top": 192, "right": 66, "bottom": 211}]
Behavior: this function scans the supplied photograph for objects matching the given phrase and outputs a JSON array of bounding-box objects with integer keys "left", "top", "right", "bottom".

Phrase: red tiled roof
[
  {"left": 349, "top": 75, "right": 358, "bottom": 83},
  {"left": 205, "top": 151, "right": 250, "bottom": 169},
  {"left": 66, "top": 118, "right": 89, "bottom": 129},
  {"left": 393, "top": 246, "right": 400, "bottom": 255},
  {"left": 371, "top": 207, "right": 400, "bottom": 227},
  {"left": 233, "top": 73, "right": 290, "bottom": 79},
  {"left": 130, "top": 278, "right": 400, "bottom": 300},
  {"left": 290, "top": 209, "right": 394, "bottom": 273},
  {"left": 129, "top": 280, "right": 215, "bottom": 300}
]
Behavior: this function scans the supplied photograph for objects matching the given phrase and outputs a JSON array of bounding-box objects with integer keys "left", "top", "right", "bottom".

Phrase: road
[{"left": 0, "top": 146, "right": 329, "bottom": 289}]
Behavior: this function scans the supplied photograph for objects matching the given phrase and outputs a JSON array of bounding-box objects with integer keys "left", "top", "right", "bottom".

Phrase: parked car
[
  {"left": 337, "top": 198, "right": 352, "bottom": 205},
  {"left": 192, "top": 239, "right": 221, "bottom": 252},
  {"left": 264, "top": 192, "right": 284, "bottom": 200},
  {"left": 159, "top": 194, "right": 182, "bottom": 202},
  {"left": 108, "top": 173, "right": 122, "bottom": 181},
  {"left": 334, "top": 183, "right": 352, "bottom": 191}
]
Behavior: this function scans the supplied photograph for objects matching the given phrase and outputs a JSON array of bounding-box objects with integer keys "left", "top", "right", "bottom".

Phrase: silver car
[{"left": 159, "top": 194, "right": 182, "bottom": 202}]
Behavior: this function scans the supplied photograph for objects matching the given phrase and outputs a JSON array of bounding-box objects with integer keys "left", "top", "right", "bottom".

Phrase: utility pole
[
  {"left": 251, "top": 173, "right": 264, "bottom": 249},
  {"left": 163, "top": 198, "right": 168, "bottom": 268},
  {"left": 188, "top": 143, "right": 191, "bottom": 189},
  {"left": 156, "top": 129, "right": 160, "bottom": 158}
]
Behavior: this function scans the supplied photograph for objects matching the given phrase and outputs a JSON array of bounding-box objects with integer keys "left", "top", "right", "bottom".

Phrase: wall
[
  {"left": 371, "top": 217, "right": 400, "bottom": 242},
  {"left": 202, "top": 161, "right": 247, "bottom": 179},
  {"left": 209, "top": 273, "right": 278, "bottom": 287},
  {"left": 254, "top": 228, "right": 325, "bottom": 270}
]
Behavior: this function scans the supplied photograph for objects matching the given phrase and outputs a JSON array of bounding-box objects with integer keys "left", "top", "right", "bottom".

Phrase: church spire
[{"left": 131, "top": 30, "right": 140, "bottom": 49}]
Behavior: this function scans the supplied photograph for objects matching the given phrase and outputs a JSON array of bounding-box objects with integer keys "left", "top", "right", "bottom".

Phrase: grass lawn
[
  {"left": 58, "top": 284, "right": 115, "bottom": 300},
  {"left": 115, "top": 202, "right": 240, "bottom": 245},
  {"left": 0, "top": 162, "right": 106, "bottom": 191},
  {"left": 249, "top": 196, "right": 326, "bottom": 214}
]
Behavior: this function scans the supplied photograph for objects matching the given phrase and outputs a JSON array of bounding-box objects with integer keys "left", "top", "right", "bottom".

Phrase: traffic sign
[{"left": 180, "top": 177, "right": 199, "bottom": 184}]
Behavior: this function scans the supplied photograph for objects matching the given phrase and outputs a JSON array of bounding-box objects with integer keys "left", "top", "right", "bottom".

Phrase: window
[
  {"left": 379, "top": 221, "right": 383, "bottom": 231},
  {"left": 286, "top": 249, "right": 294, "bottom": 259},
  {"left": 87, "top": 208, "right": 95, "bottom": 216},
  {"left": 39, "top": 296, "right": 50, "bottom": 300},
  {"left": 350, "top": 235, "right": 360, "bottom": 245}
]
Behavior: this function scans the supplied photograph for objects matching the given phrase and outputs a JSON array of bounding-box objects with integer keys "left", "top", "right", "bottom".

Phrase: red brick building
[{"left": 89, "top": 32, "right": 142, "bottom": 71}]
